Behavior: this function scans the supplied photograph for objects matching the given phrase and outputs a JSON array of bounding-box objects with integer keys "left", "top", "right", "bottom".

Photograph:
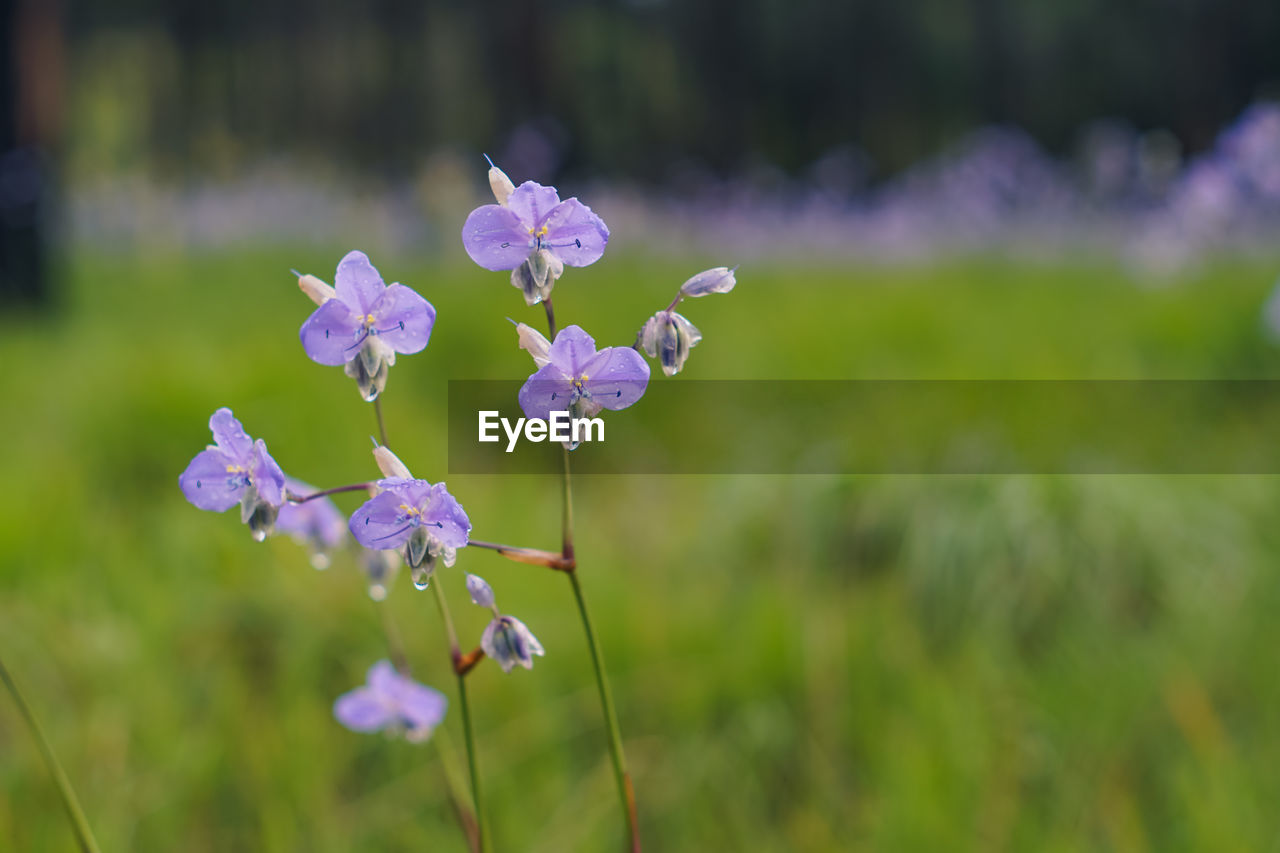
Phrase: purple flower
[
  {"left": 276, "top": 477, "right": 347, "bottom": 569},
  {"left": 333, "top": 660, "right": 447, "bottom": 743},
  {"left": 179, "top": 408, "right": 286, "bottom": 541},
  {"left": 461, "top": 175, "right": 609, "bottom": 305},
  {"left": 349, "top": 478, "right": 471, "bottom": 589},
  {"left": 518, "top": 325, "right": 650, "bottom": 431},
  {"left": 466, "top": 573, "right": 545, "bottom": 674},
  {"left": 298, "top": 251, "right": 436, "bottom": 401}
]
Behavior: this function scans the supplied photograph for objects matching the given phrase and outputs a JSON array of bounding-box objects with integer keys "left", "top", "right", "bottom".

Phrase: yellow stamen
[
  {"left": 366, "top": 313, "right": 376, "bottom": 324},
  {"left": 225, "top": 464, "right": 246, "bottom": 473}
]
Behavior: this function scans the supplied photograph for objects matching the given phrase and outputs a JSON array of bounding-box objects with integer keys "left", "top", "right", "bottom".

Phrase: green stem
[
  {"left": 431, "top": 582, "right": 490, "bottom": 853},
  {"left": 376, "top": 602, "right": 479, "bottom": 852},
  {"left": 455, "top": 673, "right": 486, "bottom": 853},
  {"left": 0, "top": 655, "right": 102, "bottom": 853},
  {"left": 376, "top": 395, "right": 484, "bottom": 852},
  {"left": 543, "top": 297, "right": 558, "bottom": 340},
  {"left": 561, "top": 450, "right": 640, "bottom": 852},
  {"left": 373, "top": 396, "right": 389, "bottom": 448}
]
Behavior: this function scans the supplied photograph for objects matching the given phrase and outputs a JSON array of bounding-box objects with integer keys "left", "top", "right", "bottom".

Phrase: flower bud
[
  {"left": 639, "top": 310, "right": 702, "bottom": 376},
  {"left": 239, "top": 487, "right": 279, "bottom": 542},
  {"left": 679, "top": 266, "right": 737, "bottom": 298},
  {"left": 488, "top": 161, "right": 516, "bottom": 206},
  {"left": 298, "top": 273, "right": 338, "bottom": 306},
  {"left": 466, "top": 574, "right": 496, "bottom": 609},
  {"left": 345, "top": 337, "right": 395, "bottom": 401},
  {"left": 511, "top": 249, "right": 564, "bottom": 306},
  {"left": 514, "top": 322, "right": 552, "bottom": 367},
  {"left": 481, "top": 615, "right": 545, "bottom": 673},
  {"left": 373, "top": 446, "right": 413, "bottom": 479}
]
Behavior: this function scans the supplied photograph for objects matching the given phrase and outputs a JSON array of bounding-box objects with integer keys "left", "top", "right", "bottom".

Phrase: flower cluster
[{"left": 178, "top": 159, "right": 737, "bottom": 847}]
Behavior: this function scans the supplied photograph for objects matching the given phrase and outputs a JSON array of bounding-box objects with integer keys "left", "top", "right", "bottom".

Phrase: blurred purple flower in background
[
  {"left": 333, "top": 660, "right": 447, "bottom": 742},
  {"left": 349, "top": 478, "right": 471, "bottom": 588},
  {"left": 462, "top": 175, "right": 610, "bottom": 305},
  {"left": 179, "top": 408, "right": 286, "bottom": 542},
  {"left": 298, "top": 251, "right": 435, "bottom": 401},
  {"left": 276, "top": 477, "right": 347, "bottom": 570},
  {"left": 517, "top": 325, "right": 650, "bottom": 438}
]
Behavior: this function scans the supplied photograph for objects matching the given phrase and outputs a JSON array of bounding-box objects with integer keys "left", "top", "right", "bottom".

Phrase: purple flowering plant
[{"left": 176, "top": 157, "right": 737, "bottom": 852}]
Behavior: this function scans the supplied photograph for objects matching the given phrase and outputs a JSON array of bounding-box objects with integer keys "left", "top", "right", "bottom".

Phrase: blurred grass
[{"left": 3, "top": 246, "right": 1280, "bottom": 851}]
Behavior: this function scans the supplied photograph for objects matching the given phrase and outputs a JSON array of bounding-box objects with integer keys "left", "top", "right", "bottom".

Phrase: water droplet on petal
[
  {"left": 251, "top": 528, "right": 267, "bottom": 543},
  {"left": 411, "top": 566, "right": 431, "bottom": 590}
]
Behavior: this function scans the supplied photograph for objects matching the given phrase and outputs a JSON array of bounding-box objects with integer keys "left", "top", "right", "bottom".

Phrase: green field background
[{"left": 4, "top": 248, "right": 1280, "bottom": 851}]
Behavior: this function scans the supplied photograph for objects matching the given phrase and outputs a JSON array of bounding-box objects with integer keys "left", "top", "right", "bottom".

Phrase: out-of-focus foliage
[
  {"left": 65, "top": 0, "right": 1280, "bottom": 182},
  {"left": 4, "top": 249, "right": 1280, "bottom": 850}
]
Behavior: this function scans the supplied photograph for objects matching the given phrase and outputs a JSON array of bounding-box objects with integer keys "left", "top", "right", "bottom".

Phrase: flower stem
[
  {"left": 377, "top": 602, "right": 479, "bottom": 852},
  {"left": 560, "top": 448, "right": 640, "bottom": 852},
  {"left": 377, "top": 396, "right": 485, "bottom": 852},
  {"left": 373, "top": 396, "right": 389, "bottom": 447},
  {"left": 431, "top": 581, "right": 490, "bottom": 853},
  {"left": 0, "top": 654, "right": 102, "bottom": 853},
  {"left": 289, "top": 482, "right": 372, "bottom": 504},
  {"left": 543, "top": 297, "right": 558, "bottom": 339}
]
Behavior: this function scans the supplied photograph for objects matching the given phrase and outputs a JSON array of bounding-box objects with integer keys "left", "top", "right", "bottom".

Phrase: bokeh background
[{"left": 4, "top": 1, "right": 1280, "bottom": 850}]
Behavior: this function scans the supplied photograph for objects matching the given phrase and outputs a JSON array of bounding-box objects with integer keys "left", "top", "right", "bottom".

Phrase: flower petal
[
  {"left": 580, "top": 346, "right": 651, "bottom": 411},
  {"left": 300, "top": 298, "right": 363, "bottom": 366},
  {"left": 372, "top": 284, "right": 435, "bottom": 354},
  {"left": 462, "top": 204, "right": 532, "bottom": 271},
  {"left": 179, "top": 449, "right": 246, "bottom": 512},
  {"left": 542, "top": 198, "right": 609, "bottom": 267},
  {"left": 366, "top": 660, "right": 401, "bottom": 697},
  {"left": 394, "top": 680, "right": 448, "bottom": 734},
  {"left": 209, "top": 408, "right": 253, "bottom": 461},
  {"left": 547, "top": 325, "right": 598, "bottom": 374},
  {"left": 333, "top": 686, "right": 395, "bottom": 733},
  {"left": 421, "top": 483, "right": 471, "bottom": 549},
  {"left": 251, "top": 439, "right": 286, "bottom": 507},
  {"left": 518, "top": 362, "right": 575, "bottom": 422},
  {"left": 506, "top": 181, "right": 563, "bottom": 228},
  {"left": 334, "top": 250, "right": 386, "bottom": 315},
  {"left": 349, "top": 490, "right": 416, "bottom": 551}
]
